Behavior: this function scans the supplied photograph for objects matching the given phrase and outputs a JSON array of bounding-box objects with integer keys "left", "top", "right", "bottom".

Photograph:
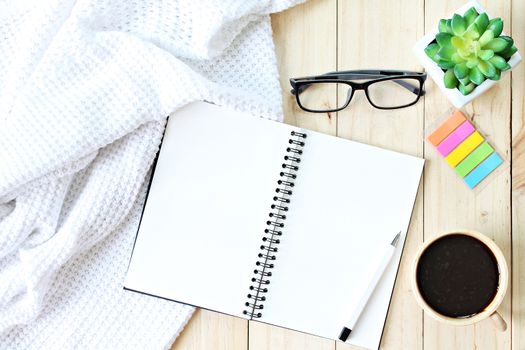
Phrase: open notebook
[{"left": 124, "top": 102, "right": 424, "bottom": 349}]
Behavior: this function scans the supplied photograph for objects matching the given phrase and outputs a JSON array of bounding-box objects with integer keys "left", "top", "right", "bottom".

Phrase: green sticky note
[{"left": 455, "top": 142, "right": 494, "bottom": 177}]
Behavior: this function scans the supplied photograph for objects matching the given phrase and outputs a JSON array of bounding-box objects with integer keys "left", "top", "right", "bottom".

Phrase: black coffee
[{"left": 416, "top": 234, "right": 499, "bottom": 318}]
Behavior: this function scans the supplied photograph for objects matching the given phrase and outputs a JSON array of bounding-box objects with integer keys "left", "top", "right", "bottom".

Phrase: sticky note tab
[
  {"left": 445, "top": 131, "right": 484, "bottom": 167},
  {"left": 427, "top": 110, "right": 504, "bottom": 190},
  {"left": 436, "top": 121, "right": 475, "bottom": 156},
  {"left": 427, "top": 111, "right": 467, "bottom": 146},
  {"left": 455, "top": 142, "right": 494, "bottom": 177},
  {"left": 464, "top": 153, "right": 503, "bottom": 188}
]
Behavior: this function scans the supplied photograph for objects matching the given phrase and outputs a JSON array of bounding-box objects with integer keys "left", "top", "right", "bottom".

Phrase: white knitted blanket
[{"left": 0, "top": 0, "right": 301, "bottom": 348}]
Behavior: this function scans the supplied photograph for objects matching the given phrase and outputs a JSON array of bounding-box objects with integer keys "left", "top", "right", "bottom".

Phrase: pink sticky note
[{"left": 436, "top": 120, "right": 475, "bottom": 156}]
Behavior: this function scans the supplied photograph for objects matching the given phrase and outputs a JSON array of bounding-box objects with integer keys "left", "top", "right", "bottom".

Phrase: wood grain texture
[
  {"left": 274, "top": 0, "right": 337, "bottom": 135},
  {"left": 423, "top": 1, "right": 512, "bottom": 350},
  {"left": 249, "top": 321, "right": 335, "bottom": 350},
  {"left": 170, "top": 0, "right": 519, "bottom": 349},
  {"left": 512, "top": 0, "right": 525, "bottom": 348},
  {"left": 171, "top": 309, "right": 247, "bottom": 350}
]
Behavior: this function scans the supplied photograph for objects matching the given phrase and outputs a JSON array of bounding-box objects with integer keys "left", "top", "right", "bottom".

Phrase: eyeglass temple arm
[
  {"left": 291, "top": 70, "right": 425, "bottom": 96},
  {"left": 322, "top": 70, "right": 425, "bottom": 96},
  {"left": 323, "top": 70, "right": 425, "bottom": 95}
]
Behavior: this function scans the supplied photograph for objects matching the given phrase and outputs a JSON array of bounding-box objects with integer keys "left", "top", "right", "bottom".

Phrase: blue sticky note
[{"left": 463, "top": 152, "right": 503, "bottom": 188}]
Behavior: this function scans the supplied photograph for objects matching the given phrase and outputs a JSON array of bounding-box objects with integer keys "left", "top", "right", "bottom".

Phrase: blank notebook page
[
  {"left": 125, "top": 102, "right": 424, "bottom": 350},
  {"left": 260, "top": 131, "right": 423, "bottom": 349},
  {"left": 124, "top": 102, "right": 297, "bottom": 318}
]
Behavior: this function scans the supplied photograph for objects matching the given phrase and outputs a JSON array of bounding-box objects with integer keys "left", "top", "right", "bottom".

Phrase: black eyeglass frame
[{"left": 289, "top": 70, "right": 427, "bottom": 113}]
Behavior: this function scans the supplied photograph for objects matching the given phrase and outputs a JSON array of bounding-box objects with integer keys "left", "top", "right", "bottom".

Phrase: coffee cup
[{"left": 412, "top": 229, "right": 508, "bottom": 331}]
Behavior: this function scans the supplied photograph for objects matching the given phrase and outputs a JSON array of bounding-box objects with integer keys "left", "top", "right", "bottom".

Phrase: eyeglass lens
[
  {"left": 297, "top": 82, "right": 352, "bottom": 112},
  {"left": 366, "top": 78, "right": 421, "bottom": 108}
]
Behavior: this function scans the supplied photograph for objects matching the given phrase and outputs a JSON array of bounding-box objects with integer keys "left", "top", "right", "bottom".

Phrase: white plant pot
[{"left": 413, "top": 0, "right": 521, "bottom": 108}]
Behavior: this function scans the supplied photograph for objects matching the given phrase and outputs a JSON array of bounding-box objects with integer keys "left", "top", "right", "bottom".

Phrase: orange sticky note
[{"left": 427, "top": 111, "right": 467, "bottom": 147}]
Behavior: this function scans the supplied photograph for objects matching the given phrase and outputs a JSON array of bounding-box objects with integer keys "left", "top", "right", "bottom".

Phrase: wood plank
[
  {"left": 171, "top": 309, "right": 247, "bottom": 350},
  {"left": 336, "top": 0, "right": 424, "bottom": 349},
  {"left": 512, "top": 0, "right": 525, "bottom": 348},
  {"left": 247, "top": 1, "right": 337, "bottom": 349},
  {"left": 274, "top": 0, "right": 338, "bottom": 136},
  {"left": 423, "top": 1, "right": 512, "bottom": 350},
  {"left": 249, "top": 322, "right": 335, "bottom": 350}
]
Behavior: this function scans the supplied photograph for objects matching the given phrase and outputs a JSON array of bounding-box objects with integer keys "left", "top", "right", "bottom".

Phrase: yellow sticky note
[{"left": 445, "top": 131, "right": 484, "bottom": 167}]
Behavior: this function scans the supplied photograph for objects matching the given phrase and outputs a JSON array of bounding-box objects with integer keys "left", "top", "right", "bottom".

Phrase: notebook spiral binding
[{"left": 243, "top": 130, "right": 307, "bottom": 319}]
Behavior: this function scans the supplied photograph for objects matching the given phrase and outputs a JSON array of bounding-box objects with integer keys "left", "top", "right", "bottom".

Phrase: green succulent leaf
[
  {"left": 437, "top": 45, "right": 456, "bottom": 60},
  {"left": 438, "top": 19, "right": 448, "bottom": 33},
  {"left": 463, "top": 23, "right": 481, "bottom": 40},
  {"left": 466, "top": 57, "right": 480, "bottom": 68},
  {"left": 489, "top": 55, "right": 511, "bottom": 70},
  {"left": 458, "top": 76, "right": 471, "bottom": 86},
  {"left": 458, "top": 82, "right": 476, "bottom": 95},
  {"left": 436, "top": 33, "right": 453, "bottom": 47},
  {"left": 478, "top": 60, "right": 496, "bottom": 78},
  {"left": 487, "top": 18, "right": 503, "bottom": 37},
  {"left": 491, "top": 69, "right": 501, "bottom": 81},
  {"left": 446, "top": 19, "right": 454, "bottom": 35},
  {"left": 479, "top": 29, "right": 495, "bottom": 47},
  {"left": 444, "top": 69, "right": 459, "bottom": 88},
  {"left": 463, "top": 7, "right": 479, "bottom": 26},
  {"left": 457, "top": 48, "right": 472, "bottom": 60},
  {"left": 451, "top": 53, "right": 464, "bottom": 64},
  {"left": 451, "top": 14, "right": 466, "bottom": 35},
  {"left": 425, "top": 43, "right": 440, "bottom": 61},
  {"left": 437, "top": 60, "right": 456, "bottom": 70},
  {"left": 473, "top": 12, "right": 489, "bottom": 33},
  {"left": 450, "top": 36, "right": 466, "bottom": 49},
  {"left": 499, "top": 36, "right": 514, "bottom": 49},
  {"left": 478, "top": 49, "right": 494, "bottom": 61},
  {"left": 484, "top": 38, "right": 511, "bottom": 52},
  {"left": 450, "top": 36, "right": 465, "bottom": 49},
  {"left": 500, "top": 45, "right": 518, "bottom": 59},
  {"left": 454, "top": 62, "right": 469, "bottom": 79},
  {"left": 469, "top": 66, "right": 485, "bottom": 85}
]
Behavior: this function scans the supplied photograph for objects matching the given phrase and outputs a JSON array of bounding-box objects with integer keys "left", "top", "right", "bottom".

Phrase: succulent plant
[{"left": 425, "top": 6, "right": 518, "bottom": 95}]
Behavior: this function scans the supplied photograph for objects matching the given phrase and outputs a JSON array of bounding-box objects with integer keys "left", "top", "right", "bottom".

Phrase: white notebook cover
[{"left": 124, "top": 102, "right": 424, "bottom": 349}]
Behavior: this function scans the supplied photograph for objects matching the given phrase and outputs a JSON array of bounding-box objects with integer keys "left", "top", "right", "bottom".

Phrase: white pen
[{"left": 338, "top": 232, "right": 401, "bottom": 342}]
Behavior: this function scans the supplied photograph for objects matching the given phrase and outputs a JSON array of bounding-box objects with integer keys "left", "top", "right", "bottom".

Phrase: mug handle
[{"left": 490, "top": 311, "right": 507, "bottom": 332}]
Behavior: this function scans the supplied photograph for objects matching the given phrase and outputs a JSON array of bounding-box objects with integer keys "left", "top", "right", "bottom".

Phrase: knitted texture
[{"left": 0, "top": 0, "right": 302, "bottom": 348}]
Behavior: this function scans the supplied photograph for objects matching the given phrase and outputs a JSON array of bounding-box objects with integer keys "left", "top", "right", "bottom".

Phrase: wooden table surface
[{"left": 172, "top": 0, "right": 525, "bottom": 349}]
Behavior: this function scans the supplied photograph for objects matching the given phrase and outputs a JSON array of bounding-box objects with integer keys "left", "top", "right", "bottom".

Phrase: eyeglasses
[{"left": 290, "top": 70, "right": 427, "bottom": 112}]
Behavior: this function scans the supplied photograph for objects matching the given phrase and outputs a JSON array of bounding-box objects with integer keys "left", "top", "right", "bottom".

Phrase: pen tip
[{"left": 391, "top": 232, "right": 401, "bottom": 247}]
